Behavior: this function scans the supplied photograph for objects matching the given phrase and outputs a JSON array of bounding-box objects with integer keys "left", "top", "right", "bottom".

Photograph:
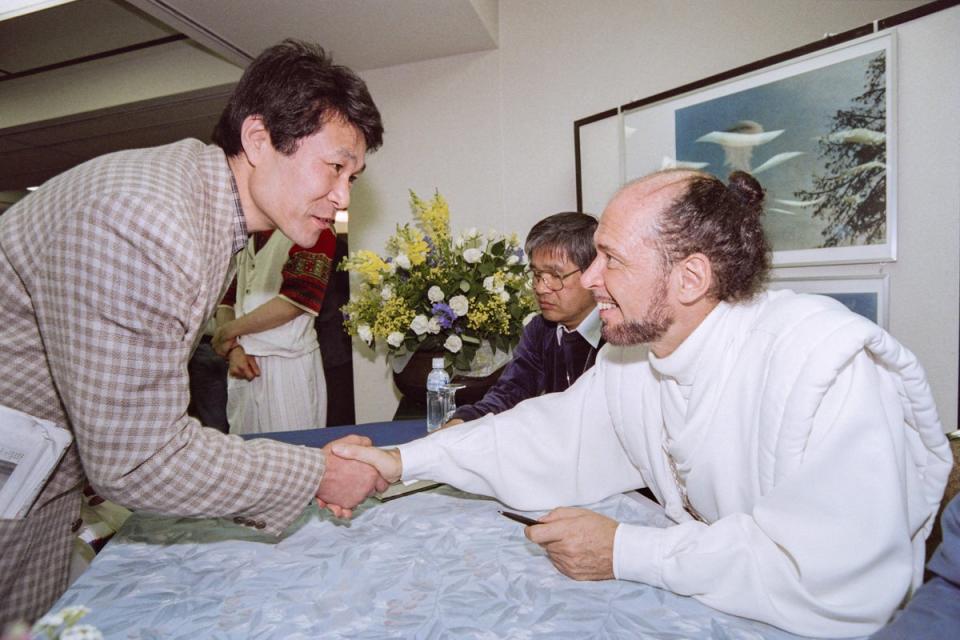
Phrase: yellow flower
[
  {"left": 467, "top": 298, "right": 510, "bottom": 334},
  {"left": 410, "top": 190, "right": 450, "bottom": 245},
  {"left": 387, "top": 225, "right": 430, "bottom": 267},
  {"left": 342, "top": 250, "right": 389, "bottom": 285},
  {"left": 373, "top": 297, "right": 416, "bottom": 338}
]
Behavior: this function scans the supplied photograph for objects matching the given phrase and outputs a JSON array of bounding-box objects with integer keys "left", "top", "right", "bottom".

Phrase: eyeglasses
[{"left": 530, "top": 267, "right": 582, "bottom": 292}]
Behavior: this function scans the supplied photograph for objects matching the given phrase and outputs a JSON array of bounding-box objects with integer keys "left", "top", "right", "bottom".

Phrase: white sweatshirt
[{"left": 399, "top": 290, "right": 952, "bottom": 638}]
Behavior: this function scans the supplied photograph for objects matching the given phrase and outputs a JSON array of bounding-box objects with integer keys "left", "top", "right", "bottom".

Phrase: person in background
[
  {"left": 0, "top": 39, "right": 387, "bottom": 625},
  {"left": 333, "top": 169, "right": 952, "bottom": 637},
  {"left": 314, "top": 233, "right": 357, "bottom": 427},
  {"left": 869, "top": 492, "right": 960, "bottom": 638},
  {"left": 446, "top": 212, "right": 602, "bottom": 426},
  {"left": 186, "top": 318, "right": 229, "bottom": 432},
  {"left": 214, "top": 226, "right": 335, "bottom": 434}
]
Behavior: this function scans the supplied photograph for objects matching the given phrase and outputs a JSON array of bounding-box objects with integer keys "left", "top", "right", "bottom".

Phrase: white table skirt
[{"left": 47, "top": 487, "right": 842, "bottom": 639}]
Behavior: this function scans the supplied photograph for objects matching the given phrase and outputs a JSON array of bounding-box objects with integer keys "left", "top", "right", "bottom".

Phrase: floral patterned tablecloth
[{"left": 48, "top": 487, "right": 848, "bottom": 639}]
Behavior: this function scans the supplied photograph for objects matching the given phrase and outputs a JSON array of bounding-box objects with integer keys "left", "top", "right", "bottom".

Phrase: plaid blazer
[{"left": 0, "top": 140, "right": 325, "bottom": 624}]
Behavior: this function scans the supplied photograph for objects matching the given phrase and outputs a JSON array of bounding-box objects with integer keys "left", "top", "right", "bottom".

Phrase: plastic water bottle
[{"left": 425, "top": 357, "right": 450, "bottom": 432}]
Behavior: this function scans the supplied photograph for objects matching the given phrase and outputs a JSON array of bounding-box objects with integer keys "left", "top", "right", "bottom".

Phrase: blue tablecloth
[
  {"left": 47, "top": 486, "right": 827, "bottom": 639},
  {"left": 240, "top": 418, "right": 428, "bottom": 448}
]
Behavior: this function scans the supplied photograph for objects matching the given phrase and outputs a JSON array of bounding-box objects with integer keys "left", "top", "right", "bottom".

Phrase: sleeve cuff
[
  {"left": 397, "top": 437, "right": 438, "bottom": 482},
  {"left": 613, "top": 522, "right": 667, "bottom": 589},
  {"left": 278, "top": 294, "right": 319, "bottom": 317}
]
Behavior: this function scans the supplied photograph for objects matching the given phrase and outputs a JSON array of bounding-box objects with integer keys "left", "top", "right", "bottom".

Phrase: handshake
[{"left": 313, "top": 435, "right": 404, "bottom": 518}]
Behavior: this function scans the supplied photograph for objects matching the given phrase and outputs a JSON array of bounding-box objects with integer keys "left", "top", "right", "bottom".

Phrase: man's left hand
[{"left": 524, "top": 507, "right": 618, "bottom": 581}]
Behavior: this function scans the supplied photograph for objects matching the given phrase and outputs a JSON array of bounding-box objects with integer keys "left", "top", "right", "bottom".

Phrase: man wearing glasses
[{"left": 445, "top": 212, "right": 602, "bottom": 426}]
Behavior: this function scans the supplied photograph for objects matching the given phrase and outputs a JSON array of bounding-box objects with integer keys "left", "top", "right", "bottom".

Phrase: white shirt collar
[{"left": 555, "top": 305, "right": 602, "bottom": 348}]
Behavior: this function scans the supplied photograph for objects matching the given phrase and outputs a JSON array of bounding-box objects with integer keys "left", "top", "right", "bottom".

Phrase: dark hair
[
  {"left": 524, "top": 212, "right": 598, "bottom": 271},
  {"left": 212, "top": 39, "right": 383, "bottom": 156},
  {"left": 655, "top": 170, "right": 770, "bottom": 302}
]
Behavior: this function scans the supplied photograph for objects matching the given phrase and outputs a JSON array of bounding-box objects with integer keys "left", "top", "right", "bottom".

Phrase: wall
[{"left": 349, "top": 0, "right": 958, "bottom": 429}]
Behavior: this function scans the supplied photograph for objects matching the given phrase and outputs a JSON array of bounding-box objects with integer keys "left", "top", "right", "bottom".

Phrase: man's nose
[
  {"left": 581, "top": 256, "right": 602, "bottom": 290},
  {"left": 329, "top": 175, "right": 351, "bottom": 210}
]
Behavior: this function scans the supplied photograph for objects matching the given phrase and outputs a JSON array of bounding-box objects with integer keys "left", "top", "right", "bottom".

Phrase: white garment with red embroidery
[{"left": 227, "top": 231, "right": 326, "bottom": 434}]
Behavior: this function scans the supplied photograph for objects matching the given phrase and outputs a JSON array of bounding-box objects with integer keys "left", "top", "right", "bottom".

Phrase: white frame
[{"left": 768, "top": 273, "right": 889, "bottom": 329}]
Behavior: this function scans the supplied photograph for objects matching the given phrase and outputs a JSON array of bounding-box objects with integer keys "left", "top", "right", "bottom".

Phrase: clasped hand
[
  {"left": 315, "top": 436, "right": 391, "bottom": 519},
  {"left": 316, "top": 443, "right": 403, "bottom": 518}
]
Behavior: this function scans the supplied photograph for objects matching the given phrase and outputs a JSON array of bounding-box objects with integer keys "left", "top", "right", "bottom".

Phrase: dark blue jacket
[
  {"left": 451, "top": 314, "right": 601, "bottom": 422},
  {"left": 870, "top": 493, "right": 960, "bottom": 638}
]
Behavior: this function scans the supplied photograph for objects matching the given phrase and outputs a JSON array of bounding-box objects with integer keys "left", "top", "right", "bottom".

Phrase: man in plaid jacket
[{"left": 0, "top": 39, "right": 385, "bottom": 624}]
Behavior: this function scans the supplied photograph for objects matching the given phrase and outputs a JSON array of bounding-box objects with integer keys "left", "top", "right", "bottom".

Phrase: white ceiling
[{"left": 0, "top": 0, "right": 498, "bottom": 192}]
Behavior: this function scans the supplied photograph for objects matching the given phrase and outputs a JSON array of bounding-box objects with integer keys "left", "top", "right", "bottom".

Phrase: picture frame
[
  {"left": 768, "top": 273, "right": 889, "bottom": 329},
  {"left": 574, "top": 108, "right": 621, "bottom": 216},
  {"left": 576, "top": 30, "right": 897, "bottom": 267},
  {"left": 623, "top": 32, "right": 896, "bottom": 267}
]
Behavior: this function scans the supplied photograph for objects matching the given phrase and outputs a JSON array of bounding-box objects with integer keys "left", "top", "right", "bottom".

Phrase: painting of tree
[{"left": 794, "top": 53, "right": 887, "bottom": 247}]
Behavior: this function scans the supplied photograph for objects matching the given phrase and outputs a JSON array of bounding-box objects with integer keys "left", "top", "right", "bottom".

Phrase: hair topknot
[
  {"left": 653, "top": 169, "right": 771, "bottom": 303},
  {"left": 727, "top": 171, "right": 765, "bottom": 211}
]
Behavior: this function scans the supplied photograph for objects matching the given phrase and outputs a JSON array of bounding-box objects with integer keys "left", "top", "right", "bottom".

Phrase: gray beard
[
  {"left": 600, "top": 278, "right": 673, "bottom": 346},
  {"left": 602, "top": 315, "right": 672, "bottom": 346}
]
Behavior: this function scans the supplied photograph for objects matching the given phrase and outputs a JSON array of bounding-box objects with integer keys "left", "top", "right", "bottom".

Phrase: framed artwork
[
  {"left": 768, "top": 273, "right": 889, "bottom": 329},
  {"left": 616, "top": 32, "right": 896, "bottom": 266},
  {"left": 574, "top": 108, "right": 621, "bottom": 216}
]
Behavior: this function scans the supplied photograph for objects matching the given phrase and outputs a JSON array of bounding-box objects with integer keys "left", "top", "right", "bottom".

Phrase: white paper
[{"left": 0, "top": 404, "right": 72, "bottom": 519}]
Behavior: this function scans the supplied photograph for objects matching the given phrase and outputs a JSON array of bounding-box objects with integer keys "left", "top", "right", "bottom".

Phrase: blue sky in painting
[
  {"left": 825, "top": 292, "right": 879, "bottom": 324},
  {"left": 675, "top": 51, "right": 882, "bottom": 251}
]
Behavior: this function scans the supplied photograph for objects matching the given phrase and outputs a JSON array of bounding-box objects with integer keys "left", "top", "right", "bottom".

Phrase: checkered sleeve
[{"left": 37, "top": 194, "right": 324, "bottom": 535}]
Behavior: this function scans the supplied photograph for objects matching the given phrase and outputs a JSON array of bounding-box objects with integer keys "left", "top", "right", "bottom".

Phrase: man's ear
[
  {"left": 674, "top": 253, "right": 712, "bottom": 304},
  {"left": 239, "top": 116, "right": 271, "bottom": 165}
]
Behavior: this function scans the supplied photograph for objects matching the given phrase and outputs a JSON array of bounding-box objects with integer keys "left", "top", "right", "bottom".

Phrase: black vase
[{"left": 392, "top": 349, "right": 506, "bottom": 407}]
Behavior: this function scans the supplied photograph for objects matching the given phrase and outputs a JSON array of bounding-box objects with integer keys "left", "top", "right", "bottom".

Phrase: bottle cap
[{"left": 432, "top": 357, "right": 445, "bottom": 368}]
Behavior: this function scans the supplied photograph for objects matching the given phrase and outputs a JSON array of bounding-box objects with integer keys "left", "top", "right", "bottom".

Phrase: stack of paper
[{"left": 0, "top": 404, "right": 72, "bottom": 519}]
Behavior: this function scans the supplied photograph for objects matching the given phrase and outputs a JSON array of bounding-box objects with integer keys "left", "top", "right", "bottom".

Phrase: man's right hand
[
  {"left": 332, "top": 443, "right": 403, "bottom": 484},
  {"left": 228, "top": 347, "right": 260, "bottom": 380},
  {"left": 441, "top": 418, "right": 464, "bottom": 429},
  {"left": 317, "top": 436, "right": 390, "bottom": 519}
]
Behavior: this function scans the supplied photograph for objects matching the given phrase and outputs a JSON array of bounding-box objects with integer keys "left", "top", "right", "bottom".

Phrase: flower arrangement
[
  {"left": 5, "top": 606, "right": 104, "bottom": 640},
  {"left": 341, "top": 190, "right": 537, "bottom": 372}
]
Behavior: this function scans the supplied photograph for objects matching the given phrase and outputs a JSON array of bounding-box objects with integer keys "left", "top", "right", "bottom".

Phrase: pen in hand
[{"left": 498, "top": 510, "right": 541, "bottom": 526}]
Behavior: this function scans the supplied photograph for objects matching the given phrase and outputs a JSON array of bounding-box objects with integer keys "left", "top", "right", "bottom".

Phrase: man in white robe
[{"left": 333, "top": 169, "right": 952, "bottom": 637}]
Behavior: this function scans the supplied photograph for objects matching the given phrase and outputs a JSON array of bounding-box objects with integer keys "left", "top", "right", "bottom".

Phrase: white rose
[
  {"left": 428, "top": 285, "right": 445, "bottom": 302},
  {"left": 460, "top": 280, "right": 470, "bottom": 292},
  {"left": 357, "top": 324, "right": 373, "bottom": 344},
  {"left": 499, "top": 290, "right": 510, "bottom": 302},
  {"left": 449, "top": 295, "right": 469, "bottom": 316},
  {"left": 454, "top": 236, "right": 465, "bottom": 249},
  {"left": 507, "top": 254, "right": 519, "bottom": 266},
  {"left": 380, "top": 285, "right": 393, "bottom": 301},
  {"left": 444, "top": 334, "right": 463, "bottom": 353},
  {"left": 427, "top": 318, "right": 441, "bottom": 334},
  {"left": 387, "top": 331, "right": 405, "bottom": 348},
  {"left": 410, "top": 315, "right": 429, "bottom": 336},
  {"left": 466, "top": 227, "right": 478, "bottom": 238},
  {"left": 395, "top": 253, "right": 411, "bottom": 270},
  {"left": 482, "top": 275, "right": 496, "bottom": 293},
  {"left": 61, "top": 625, "right": 104, "bottom": 640},
  {"left": 462, "top": 248, "right": 483, "bottom": 264},
  {"left": 522, "top": 312, "right": 538, "bottom": 326}
]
